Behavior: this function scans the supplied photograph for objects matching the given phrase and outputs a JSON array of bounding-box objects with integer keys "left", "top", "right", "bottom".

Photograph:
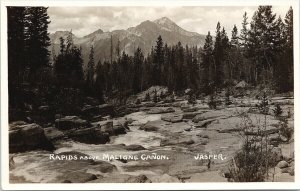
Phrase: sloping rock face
[
  {"left": 65, "top": 120, "right": 127, "bottom": 144},
  {"left": 161, "top": 114, "right": 183, "bottom": 123},
  {"left": 67, "top": 127, "right": 110, "bottom": 144},
  {"left": 147, "top": 107, "right": 175, "bottom": 114},
  {"left": 81, "top": 104, "right": 116, "bottom": 120},
  {"left": 9, "top": 121, "right": 55, "bottom": 153},
  {"left": 55, "top": 116, "right": 90, "bottom": 130},
  {"left": 99, "top": 121, "right": 127, "bottom": 136},
  {"left": 139, "top": 122, "right": 159, "bottom": 132}
]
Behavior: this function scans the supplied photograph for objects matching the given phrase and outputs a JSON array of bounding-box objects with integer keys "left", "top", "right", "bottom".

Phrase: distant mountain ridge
[{"left": 50, "top": 17, "right": 206, "bottom": 67}]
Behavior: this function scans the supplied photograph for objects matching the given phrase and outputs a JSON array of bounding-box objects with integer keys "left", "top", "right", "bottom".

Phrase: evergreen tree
[
  {"left": 26, "top": 7, "right": 51, "bottom": 81},
  {"left": 239, "top": 12, "right": 249, "bottom": 48},
  {"left": 54, "top": 36, "right": 83, "bottom": 87},
  {"left": 7, "top": 7, "right": 27, "bottom": 84},
  {"left": 133, "top": 47, "right": 144, "bottom": 93},
  {"left": 231, "top": 25, "right": 239, "bottom": 47},
  {"left": 221, "top": 27, "right": 230, "bottom": 81},
  {"left": 201, "top": 31, "right": 214, "bottom": 94},
  {"left": 70, "top": 46, "right": 84, "bottom": 84},
  {"left": 153, "top": 35, "right": 164, "bottom": 85},
  {"left": 175, "top": 41, "right": 185, "bottom": 93},
  {"left": 213, "top": 22, "right": 223, "bottom": 87},
  {"left": 86, "top": 46, "right": 95, "bottom": 88},
  {"left": 284, "top": 7, "right": 293, "bottom": 91},
  {"left": 229, "top": 25, "right": 243, "bottom": 81},
  {"left": 94, "top": 60, "right": 104, "bottom": 102},
  {"left": 247, "top": 6, "right": 278, "bottom": 84}
]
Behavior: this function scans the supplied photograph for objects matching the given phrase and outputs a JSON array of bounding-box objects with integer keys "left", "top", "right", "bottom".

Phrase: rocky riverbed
[{"left": 9, "top": 94, "right": 294, "bottom": 183}]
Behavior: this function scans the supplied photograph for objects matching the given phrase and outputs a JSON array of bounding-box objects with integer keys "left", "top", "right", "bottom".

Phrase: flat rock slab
[
  {"left": 139, "top": 120, "right": 166, "bottom": 132},
  {"left": 182, "top": 112, "right": 204, "bottom": 120},
  {"left": 194, "top": 118, "right": 219, "bottom": 128},
  {"left": 161, "top": 114, "right": 183, "bottom": 123},
  {"left": 161, "top": 137, "right": 194, "bottom": 146},
  {"left": 147, "top": 107, "right": 175, "bottom": 114}
]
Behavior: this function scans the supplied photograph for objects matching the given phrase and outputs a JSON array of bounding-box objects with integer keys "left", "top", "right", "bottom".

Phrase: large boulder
[
  {"left": 139, "top": 122, "right": 159, "bottom": 132},
  {"left": 277, "top": 160, "right": 289, "bottom": 169},
  {"left": 68, "top": 127, "right": 110, "bottom": 144},
  {"left": 81, "top": 104, "right": 116, "bottom": 119},
  {"left": 44, "top": 127, "right": 65, "bottom": 141},
  {"left": 55, "top": 116, "right": 89, "bottom": 130},
  {"left": 161, "top": 114, "right": 183, "bottom": 123},
  {"left": 9, "top": 122, "right": 55, "bottom": 153},
  {"left": 182, "top": 112, "right": 201, "bottom": 120},
  {"left": 271, "top": 147, "right": 283, "bottom": 162},
  {"left": 99, "top": 121, "right": 127, "bottom": 136}
]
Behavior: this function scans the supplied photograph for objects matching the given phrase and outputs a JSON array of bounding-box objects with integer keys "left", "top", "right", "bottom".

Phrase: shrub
[
  {"left": 145, "top": 92, "right": 151, "bottom": 101},
  {"left": 257, "top": 92, "right": 269, "bottom": 115},
  {"left": 208, "top": 94, "right": 217, "bottom": 109},
  {"left": 278, "top": 117, "right": 293, "bottom": 142},
  {"left": 135, "top": 98, "right": 141, "bottom": 105},
  {"left": 225, "top": 89, "right": 232, "bottom": 106},
  {"left": 272, "top": 104, "right": 283, "bottom": 117},
  {"left": 227, "top": 114, "right": 277, "bottom": 182},
  {"left": 188, "top": 93, "right": 197, "bottom": 105},
  {"left": 287, "top": 108, "right": 292, "bottom": 118},
  {"left": 153, "top": 89, "right": 158, "bottom": 103}
]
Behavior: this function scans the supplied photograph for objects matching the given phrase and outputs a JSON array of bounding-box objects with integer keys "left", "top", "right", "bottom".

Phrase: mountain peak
[
  {"left": 153, "top": 17, "right": 198, "bottom": 37},
  {"left": 83, "top": 28, "right": 104, "bottom": 38},
  {"left": 153, "top": 17, "right": 176, "bottom": 26}
]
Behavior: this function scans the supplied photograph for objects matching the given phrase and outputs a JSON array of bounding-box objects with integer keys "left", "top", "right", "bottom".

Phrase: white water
[{"left": 10, "top": 111, "right": 169, "bottom": 183}]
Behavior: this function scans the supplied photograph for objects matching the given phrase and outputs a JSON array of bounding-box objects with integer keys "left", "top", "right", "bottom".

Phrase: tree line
[
  {"left": 8, "top": 6, "right": 293, "bottom": 107},
  {"left": 8, "top": 7, "right": 51, "bottom": 84}
]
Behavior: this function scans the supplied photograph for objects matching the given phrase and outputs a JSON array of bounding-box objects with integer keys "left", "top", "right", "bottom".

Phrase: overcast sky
[{"left": 48, "top": 6, "right": 291, "bottom": 37}]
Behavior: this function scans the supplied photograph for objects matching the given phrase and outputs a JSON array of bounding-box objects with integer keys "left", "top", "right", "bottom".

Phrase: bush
[
  {"left": 227, "top": 114, "right": 277, "bottom": 182},
  {"left": 135, "top": 98, "right": 141, "bottom": 105},
  {"left": 257, "top": 92, "right": 269, "bottom": 114},
  {"left": 208, "top": 94, "right": 217, "bottom": 109},
  {"left": 145, "top": 92, "right": 151, "bottom": 101},
  {"left": 153, "top": 89, "right": 158, "bottom": 103},
  {"left": 225, "top": 89, "right": 232, "bottom": 106},
  {"left": 287, "top": 108, "right": 292, "bottom": 118},
  {"left": 278, "top": 117, "right": 293, "bottom": 142},
  {"left": 188, "top": 93, "right": 197, "bottom": 105},
  {"left": 273, "top": 104, "right": 283, "bottom": 117}
]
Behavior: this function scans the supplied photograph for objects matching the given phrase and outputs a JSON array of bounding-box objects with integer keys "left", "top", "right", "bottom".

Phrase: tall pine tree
[
  {"left": 7, "top": 7, "right": 27, "bottom": 85},
  {"left": 201, "top": 31, "right": 214, "bottom": 94},
  {"left": 26, "top": 7, "right": 51, "bottom": 81}
]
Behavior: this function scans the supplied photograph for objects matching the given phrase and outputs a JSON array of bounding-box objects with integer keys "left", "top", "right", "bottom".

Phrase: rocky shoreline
[{"left": 9, "top": 92, "right": 294, "bottom": 183}]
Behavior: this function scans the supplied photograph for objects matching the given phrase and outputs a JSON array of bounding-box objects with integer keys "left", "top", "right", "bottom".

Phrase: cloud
[{"left": 48, "top": 6, "right": 291, "bottom": 37}]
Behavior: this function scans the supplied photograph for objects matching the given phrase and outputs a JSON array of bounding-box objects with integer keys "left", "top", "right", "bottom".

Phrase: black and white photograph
[{"left": 1, "top": 0, "right": 299, "bottom": 189}]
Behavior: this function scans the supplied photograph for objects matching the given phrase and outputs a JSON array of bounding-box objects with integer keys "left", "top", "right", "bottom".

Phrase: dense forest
[{"left": 8, "top": 6, "right": 293, "bottom": 114}]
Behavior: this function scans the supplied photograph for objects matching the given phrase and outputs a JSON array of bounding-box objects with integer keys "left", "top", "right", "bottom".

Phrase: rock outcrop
[
  {"left": 55, "top": 116, "right": 89, "bottom": 130},
  {"left": 9, "top": 121, "right": 55, "bottom": 153}
]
